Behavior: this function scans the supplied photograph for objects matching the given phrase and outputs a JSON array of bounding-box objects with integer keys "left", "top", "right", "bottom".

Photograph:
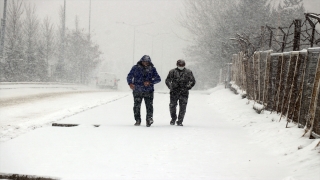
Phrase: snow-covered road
[{"left": 0, "top": 84, "right": 319, "bottom": 180}]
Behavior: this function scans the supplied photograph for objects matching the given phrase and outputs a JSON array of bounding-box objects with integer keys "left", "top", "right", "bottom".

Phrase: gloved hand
[
  {"left": 171, "top": 82, "right": 178, "bottom": 89},
  {"left": 129, "top": 84, "right": 135, "bottom": 90},
  {"left": 144, "top": 81, "right": 150, "bottom": 86}
]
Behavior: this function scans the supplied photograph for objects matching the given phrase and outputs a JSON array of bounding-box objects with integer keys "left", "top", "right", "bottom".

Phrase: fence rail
[{"left": 225, "top": 47, "right": 320, "bottom": 139}]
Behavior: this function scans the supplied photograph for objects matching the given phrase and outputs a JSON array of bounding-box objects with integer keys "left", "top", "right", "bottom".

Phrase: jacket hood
[{"left": 137, "top": 55, "right": 154, "bottom": 66}]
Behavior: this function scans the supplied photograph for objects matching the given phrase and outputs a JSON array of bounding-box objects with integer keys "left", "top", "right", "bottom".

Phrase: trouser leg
[
  {"left": 143, "top": 92, "right": 154, "bottom": 120},
  {"left": 169, "top": 91, "right": 179, "bottom": 120},
  {"left": 133, "top": 92, "right": 142, "bottom": 121},
  {"left": 177, "top": 94, "right": 189, "bottom": 123}
]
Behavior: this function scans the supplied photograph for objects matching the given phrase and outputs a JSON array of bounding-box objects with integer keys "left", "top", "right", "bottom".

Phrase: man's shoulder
[
  {"left": 169, "top": 68, "right": 177, "bottom": 72},
  {"left": 184, "top": 68, "right": 193, "bottom": 73}
]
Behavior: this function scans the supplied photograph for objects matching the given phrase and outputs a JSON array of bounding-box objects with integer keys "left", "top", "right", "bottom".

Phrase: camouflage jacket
[{"left": 165, "top": 68, "right": 196, "bottom": 92}]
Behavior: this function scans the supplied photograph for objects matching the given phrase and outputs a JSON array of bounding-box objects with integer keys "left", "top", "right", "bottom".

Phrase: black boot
[
  {"left": 146, "top": 118, "right": 154, "bottom": 127},
  {"left": 170, "top": 119, "right": 176, "bottom": 125},
  {"left": 134, "top": 120, "right": 141, "bottom": 126},
  {"left": 177, "top": 121, "right": 183, "bottom": 126}
]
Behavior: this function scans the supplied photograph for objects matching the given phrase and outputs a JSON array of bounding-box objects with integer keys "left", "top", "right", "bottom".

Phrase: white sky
[
  {"left": 0, "top": 0, "right": 192, "bottom": 87},
  {"left": 0, "top": 0, "right": 319, "bottom": 88}
]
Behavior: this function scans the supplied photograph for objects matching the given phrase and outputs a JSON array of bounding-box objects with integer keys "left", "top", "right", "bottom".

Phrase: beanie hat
[{"left": 177, "top": 59, "right": 185, "bottom": 66}]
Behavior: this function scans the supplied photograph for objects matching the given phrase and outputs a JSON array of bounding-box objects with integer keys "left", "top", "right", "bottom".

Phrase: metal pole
[
  {"left": 133, "top": 26, "right": 136, "bottom": 65},
  {"left": 305, "top": 14, "right": 315, "bottom": 47},
  {"left": 152, "top": 36, "right": 154, "bottom": 57},
  {"left": 116, "top": 22, "right": 153, "bottom": 65},
  {"left": 293, "top": 19, "right": 301, "bottom": 51},
  {"left": 62, "top": 0, "right": 66, "bottom": 66},
  {"left": 89, "top": 0, "right": 91, "bottom": 41},
  {"left": 260, "top": 26, "right": 265, "bottom": 50},
  {"left": 161, "top": 39, "right": 164, "bottom": 76},
  {"left": 0, "top": 0, "right": 7, "bottom": 58}
]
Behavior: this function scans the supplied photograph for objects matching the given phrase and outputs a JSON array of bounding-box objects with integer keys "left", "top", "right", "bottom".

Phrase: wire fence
[
  {"left": 222, "top": 13, "right": 320, "bottom": 139},
  {"left": 263, "top": 13, "right": 320, "bottom": 52},
  {"left": 230, "top": 13, "right": 320, "bottom": 59},
  {"left": 224, "top": 48, "right": 320, "bottom": 139}
]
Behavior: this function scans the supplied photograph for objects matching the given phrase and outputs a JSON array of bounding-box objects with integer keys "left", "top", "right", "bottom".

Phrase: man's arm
[
  {"left": 127, "top": 66, "right": 135, "bottom": 89},
  {"left": 150, "top": 67, "right": 161, "bottom": 85},
  {"left": 165, "top": 70, "right": 173, "bottom": 90},
  {"left": 187, "top": 71, "right": 196, "bottom": 90}
]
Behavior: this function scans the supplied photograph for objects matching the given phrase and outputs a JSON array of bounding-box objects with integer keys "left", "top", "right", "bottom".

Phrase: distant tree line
[
  {"left": 0, "top": 0, "right": 102, "bottom": 83},
  {"left": 180, "top": 0, "right": 305, "bottom": 89}
]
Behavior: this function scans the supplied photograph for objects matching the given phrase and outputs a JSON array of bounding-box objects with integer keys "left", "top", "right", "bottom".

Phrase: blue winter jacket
[{"left": 127, "top": 56, "right": 161, "bottom": 92}]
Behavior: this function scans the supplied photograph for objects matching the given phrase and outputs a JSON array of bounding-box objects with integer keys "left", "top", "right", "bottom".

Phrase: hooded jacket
[{"left": 127, "top": 55, "right": 161, "bottom": 92}]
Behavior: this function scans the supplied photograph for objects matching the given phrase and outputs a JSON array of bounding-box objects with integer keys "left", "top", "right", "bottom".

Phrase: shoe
[
  {"left": 170, "top": 119, "right": 176, "bottom": 125},
  {"left": 134, "top": 120, "right": 141, "bottom": 126},
  {"left": 146, "top": 118, "right": 153, "bottom": 127},
  {"left": 177, "top": 121, "right": 183, "bottom": 126}
]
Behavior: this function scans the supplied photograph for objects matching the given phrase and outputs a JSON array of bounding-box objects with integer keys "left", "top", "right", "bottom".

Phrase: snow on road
[
  {"left": 0, "top": 83, "right": 127, "bottom": 141},
  {"left": 0, "top": 84, "right": 319, "bottom": 180}
]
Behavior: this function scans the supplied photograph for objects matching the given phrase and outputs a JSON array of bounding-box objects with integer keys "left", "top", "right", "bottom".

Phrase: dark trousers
[
  {"left": 169, "top": 91, "right": 189, "bottom": 123},
  {"left": 133, "top": 92, "right": 154, "bottom": 121}
]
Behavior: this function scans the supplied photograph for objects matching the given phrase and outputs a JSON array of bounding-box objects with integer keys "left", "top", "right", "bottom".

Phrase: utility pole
[
  {"left": 116, "top": 22, "right": 153, "bottom": 65},
  {"left": 88, "top": 0, "right": 91, "bottom": 41},
  {"left": 62, "top": 0, "right": 66, "bottom": 62},
  {"left": 0, "top": 0, "right": 7, "bottom": 59},
  {"left": 84, "top": 0, "right": 92, "bottom": 84},
  {"left": 58, "top": 0, "right": 66, "bottom": 79},
  {"left": 137, "top": 32, "right": 169, "bottom": 57}
]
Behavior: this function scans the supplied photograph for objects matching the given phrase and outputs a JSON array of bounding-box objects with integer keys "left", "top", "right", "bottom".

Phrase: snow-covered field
[{"left": 0, "top": 83, "right": 319, "bottom": 180}]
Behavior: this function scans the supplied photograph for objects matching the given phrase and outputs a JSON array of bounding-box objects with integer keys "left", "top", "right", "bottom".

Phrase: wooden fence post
[
  {"left": 273, "top": 53, "right": 284, "bottom": 113},
  {"left": 305, "top": 49, "right": 320, "bottom": 138},
  {"left": 298, "top": 48, "right": 320, "bottom": 128},
  {"left": 282, "top": 51, "right": 299, "bottom": 122},
  {"left": 261, "top": 26, "right": 265, "bottom": 50},
  {"left": 293, "top": 19, "right": 301, "bottom": 51},
  {"left": 267, "top": 53, "right": 281, "bottom": 111}
]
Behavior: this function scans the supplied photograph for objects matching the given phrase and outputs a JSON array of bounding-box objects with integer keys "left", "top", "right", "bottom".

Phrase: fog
[
  {"left": 57, "top": 0, "right": 189, "bottom": 90},
  {"left": 0, "top": 0, "right": 190, "bottom": 90},
  {"left": 0, "top": 0, "right": 319, "bottom": 90}
]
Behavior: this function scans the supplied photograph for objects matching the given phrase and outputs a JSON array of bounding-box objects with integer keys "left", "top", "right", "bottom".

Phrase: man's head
[
  {"left": 176, "top": 59, "right": 185, "bottom": 70},
  {"left": 141, "top": 55, "right": 151, "bottom": 67}
]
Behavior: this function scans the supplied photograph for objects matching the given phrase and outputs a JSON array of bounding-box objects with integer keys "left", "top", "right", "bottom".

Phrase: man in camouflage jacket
[
  {"left": 127, "top": 55, "right": 161, "bottom": 127},
  {"left": 165, "top": 59, "right": 196, "bottom": 126}
]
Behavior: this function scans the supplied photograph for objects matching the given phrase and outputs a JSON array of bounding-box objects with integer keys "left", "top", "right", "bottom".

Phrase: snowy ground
[{"left": 0, "top": 83, "right": 319, "bottom": 180}]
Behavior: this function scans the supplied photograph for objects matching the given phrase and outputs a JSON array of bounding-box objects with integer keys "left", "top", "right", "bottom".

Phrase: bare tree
[
  {"left": 40, "top": 16, "right": 56, "bottom": 79},
  {"left": 54, "top": 4, "right": 68, "bottom": 81},
  {"left": 23, "top": 3, "right": 43, "bottom": 81},
  {"left": 4, "top": 0, "right": 24, "bottom": 81}
]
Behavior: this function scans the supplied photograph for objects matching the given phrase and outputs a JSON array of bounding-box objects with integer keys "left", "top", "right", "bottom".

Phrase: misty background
[{"left": 0, "top": 0, "right": 319, "bottom": 90}]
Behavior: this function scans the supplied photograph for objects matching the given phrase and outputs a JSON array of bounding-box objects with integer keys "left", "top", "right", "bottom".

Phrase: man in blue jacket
[{"left": 127, "top": 55, "right": 161, "bottom": 127}]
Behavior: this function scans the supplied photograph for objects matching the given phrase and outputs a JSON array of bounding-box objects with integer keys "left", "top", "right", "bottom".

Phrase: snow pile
[
  {"left": 208, "top": 86, "right": 320, "bottom": 180},
  {"left": 229, "top": 81, "right": 247, "bottom": 97},
  {"left": 253, "top": 102, "right": 265, "bottom": 113}
]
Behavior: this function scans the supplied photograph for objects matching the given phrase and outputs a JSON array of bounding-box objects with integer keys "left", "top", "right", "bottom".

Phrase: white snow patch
[{"left": 0, "top": 84, "right": 319, "bottom": 180}]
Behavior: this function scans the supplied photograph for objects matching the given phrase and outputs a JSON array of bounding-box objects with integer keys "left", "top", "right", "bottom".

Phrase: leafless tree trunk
[
  {"left": 40, "top": 16, "right": 56, "bottom": 79},
  {"left": 4, "top": 0, "right": 24, "bottom": 81},
  {"left": 24, "top": 3, "right": 45, "bottom": 81}
]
